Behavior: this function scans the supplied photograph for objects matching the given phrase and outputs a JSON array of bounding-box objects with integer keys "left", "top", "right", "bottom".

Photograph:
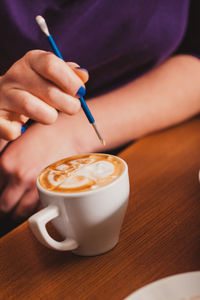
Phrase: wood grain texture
[{"left": 0, "top": 117, "right": 200, "bottom": 300}]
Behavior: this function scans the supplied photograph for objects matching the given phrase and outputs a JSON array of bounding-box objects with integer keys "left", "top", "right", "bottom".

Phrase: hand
[
  {"left": 0, "top": 112, "right": 88, "bottom": 220},
  {"left": 0, "top": 50, "right": 88, "bottom": 140}
]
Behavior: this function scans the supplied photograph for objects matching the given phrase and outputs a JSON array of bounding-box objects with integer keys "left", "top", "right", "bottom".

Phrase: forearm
[
  {"left": 42, "top": 55, "right": 200, "bottom": 154},
  {"left": 83, "top": 55, "right": 200, "bottom": 151}
]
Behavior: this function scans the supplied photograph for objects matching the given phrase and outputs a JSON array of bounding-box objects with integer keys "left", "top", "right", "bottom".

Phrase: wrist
[
  {"left": 67, "top": 116, "right": 103, "bottom": 155},
  {"left": 55, "top": 112, "right": 102, "bottom": 155}
]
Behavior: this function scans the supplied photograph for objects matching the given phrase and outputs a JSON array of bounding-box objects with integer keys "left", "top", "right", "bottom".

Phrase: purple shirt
[{"left": 0, "top": 1, "right": 194, "bottom": 98}]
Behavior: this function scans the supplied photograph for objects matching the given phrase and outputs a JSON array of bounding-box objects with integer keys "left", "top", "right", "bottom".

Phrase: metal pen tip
[{"left": 92, "top": 123, "right": 106, "bottom": 145}]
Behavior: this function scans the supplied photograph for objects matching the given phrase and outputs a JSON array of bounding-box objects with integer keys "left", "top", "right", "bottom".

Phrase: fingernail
[
  {"left": 21, "top": 120, "right": 34, "bottom": 134},
  {"left": 21, "top": 124, "right": 26, "bottom": 134},
  {"left": 77, "top": 86, "right": 86, "bottom": 97},
  {"left": 75, "top": 67, "right": 88, "bottom": 73}
]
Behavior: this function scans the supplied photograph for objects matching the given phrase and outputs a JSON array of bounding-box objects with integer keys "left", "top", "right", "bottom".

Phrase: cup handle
[{"left": 28, "top": 204, "right": 78, "bottom": 251}]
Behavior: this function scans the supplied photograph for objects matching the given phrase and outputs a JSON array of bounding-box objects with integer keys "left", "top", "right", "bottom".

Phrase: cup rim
[{"left": 36, "top": 154, "right": 129, "bottom": 198}]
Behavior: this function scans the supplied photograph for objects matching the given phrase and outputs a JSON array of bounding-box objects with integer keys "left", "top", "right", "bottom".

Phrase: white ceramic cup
[{"left": 28, "top": 155, "right": 130, "bottom": 256}]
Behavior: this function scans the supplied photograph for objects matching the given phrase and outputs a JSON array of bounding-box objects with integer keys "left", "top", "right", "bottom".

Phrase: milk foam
[
  {"left": 39, "top": 154, "right": 125, "bottom": 193},
  {"left": 48, "top": 160, "right": 114, "bottom": 189}
]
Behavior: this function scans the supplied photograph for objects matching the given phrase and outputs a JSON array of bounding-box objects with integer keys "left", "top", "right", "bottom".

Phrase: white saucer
[{"left": 125, "top": 271, "right": 200, "bottom": 300}]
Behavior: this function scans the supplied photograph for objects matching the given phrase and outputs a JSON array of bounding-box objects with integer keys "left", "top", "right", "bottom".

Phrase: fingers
[
  {"left": 11, "top": 187, "right": 39, "bottom": 220},
  {"left": 27, "top": 50, "right": 85, "bottom": 96},
  {"left": 0, "top": 110, "right": 29, "bottom": 140},
  {"left": 0, "top": 183, "right": 25, "bottom": 213},
  {"left": 67, "top": 62, "right": 89, "bottom": 84},
  {"left": 0, "top": 139, "right": 9, "bottom": 152},
  {"left": 0, "top": 50, "right": 89, "bottom": 136},
  {"left": 35, "top": 85, "right": 81, "bottom": 115},
  {"left": 0, "top": 111, "right": 28, "bottom": 141},
  {"left": 0, "top": 50, "right": 88, "bottom": 125},
  {"left": 5, "top": 88, "right": 59, "bottom": 125},
  {"left": 9, "top": 69, "right": 81, "bottom": 116},
  {"left": 0, "top": 184, "right": 39, "bottom": 220},
  {"left": 0, "top": 117, "right": 22, "bottom": 140},
  {"left": 5, "top": 86, "right": 80, "bottom": 122}
]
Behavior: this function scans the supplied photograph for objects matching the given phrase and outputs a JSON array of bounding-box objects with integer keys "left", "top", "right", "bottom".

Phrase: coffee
[
  {"left": 39, "top": 154, "right": 125, "bottom": 193},
  {"left": 30, "top": 154, "right": 129, "bottom": 255}
]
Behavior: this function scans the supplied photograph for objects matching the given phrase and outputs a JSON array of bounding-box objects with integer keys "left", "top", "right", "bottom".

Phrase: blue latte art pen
[{"left": 35, "top": 15, "right": 105, "bottom": 146}]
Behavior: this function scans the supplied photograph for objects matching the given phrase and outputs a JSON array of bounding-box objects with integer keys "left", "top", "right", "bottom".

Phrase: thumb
[{"left": 0, "top": 112, "right": 27, "bottom": 141}]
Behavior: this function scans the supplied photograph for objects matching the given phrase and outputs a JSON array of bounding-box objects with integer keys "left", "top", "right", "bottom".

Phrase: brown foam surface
[{"left": 39, "top": 154, "right": 125, "bottom": 193}]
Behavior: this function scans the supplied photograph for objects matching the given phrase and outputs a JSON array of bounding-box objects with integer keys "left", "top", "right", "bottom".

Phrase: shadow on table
[{"left": 0, "top": 216, "right": 21, "bottom": 237}]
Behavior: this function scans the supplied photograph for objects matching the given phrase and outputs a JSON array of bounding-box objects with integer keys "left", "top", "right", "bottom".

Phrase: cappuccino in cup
[
  {"left": 39, "top": 154, "right": 125, "bottom": 193},
  {"left": 29, "top": 154, "right": 130, "bottom": 256}
]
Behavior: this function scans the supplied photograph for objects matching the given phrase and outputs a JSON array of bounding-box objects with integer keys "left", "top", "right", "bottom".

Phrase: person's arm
[
  {"left": 1, "top": 54, "right": 200, "bottom": 219},
  {"left": 72, "top": 54, "right": 200, "bottom": 153}
]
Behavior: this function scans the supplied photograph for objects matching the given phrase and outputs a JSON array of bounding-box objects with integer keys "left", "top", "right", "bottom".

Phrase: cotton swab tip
[{"left": 36, "top": 15, "right": 50, "bottom": 36}]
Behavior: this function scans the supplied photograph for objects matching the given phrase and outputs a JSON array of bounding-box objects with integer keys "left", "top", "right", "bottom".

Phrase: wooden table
[{"left": 0, "top": 117, "right": 200, "bottom": 300}]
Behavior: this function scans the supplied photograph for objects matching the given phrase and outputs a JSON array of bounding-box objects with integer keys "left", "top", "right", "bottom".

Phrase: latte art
[{"left": 39, "top": 154, "right": 125, "bottom": 193}]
